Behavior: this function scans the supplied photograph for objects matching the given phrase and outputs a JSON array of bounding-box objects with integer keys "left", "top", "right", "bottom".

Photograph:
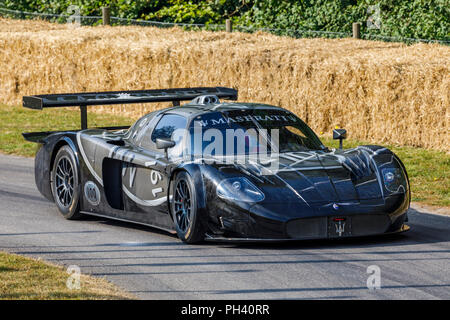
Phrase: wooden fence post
[
  {"left": 226, "top": 19, "right": 232, "bottom": 33},
  {"left": 102, "top": 7, "right": 110, "bottom": 26},
  {"left": 352, "top": 22, "right": 361, "bottom": 39}
]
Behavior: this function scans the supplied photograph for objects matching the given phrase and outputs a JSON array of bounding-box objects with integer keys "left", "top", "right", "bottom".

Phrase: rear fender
[{"left": 35, "top": 134, "right": 80, "bottom": 202}]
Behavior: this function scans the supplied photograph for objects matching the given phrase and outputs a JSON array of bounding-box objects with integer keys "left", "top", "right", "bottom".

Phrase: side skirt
[{"left": 80, "top": 210, "right": 177, "bottom": 235}]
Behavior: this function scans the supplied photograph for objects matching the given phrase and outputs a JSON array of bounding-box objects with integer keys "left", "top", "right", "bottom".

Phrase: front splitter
[{"left": 204, "top": 224, "right": 410, "bottom": 243}]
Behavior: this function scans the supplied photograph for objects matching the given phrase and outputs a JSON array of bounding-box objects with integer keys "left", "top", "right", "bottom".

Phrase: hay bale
[{"left": 0, "top": 18, "right": 448, "bottom": 150}]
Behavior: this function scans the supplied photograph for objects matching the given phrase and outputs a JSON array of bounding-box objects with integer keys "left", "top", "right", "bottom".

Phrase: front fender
[
  {"left": 168, "top": 163, "right": 208, "bottom": 229},
  {"left": 358, "top": 145, "right": 410, "bottom": 221}
]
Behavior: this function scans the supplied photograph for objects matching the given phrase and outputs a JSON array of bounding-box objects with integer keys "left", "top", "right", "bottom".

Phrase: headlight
[
  {"left": 216, "top": 177, "right": 265, "bottom": 203},
  {"left": 382, "top": 167, "right": 406, "bottom": 193}
]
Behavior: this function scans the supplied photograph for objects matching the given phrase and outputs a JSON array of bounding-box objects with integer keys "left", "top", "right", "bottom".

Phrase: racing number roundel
[{"left": 84, "top": 181, "right": 101, "bottom": 206}]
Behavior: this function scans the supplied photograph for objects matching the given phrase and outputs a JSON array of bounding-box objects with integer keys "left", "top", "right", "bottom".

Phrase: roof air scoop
[{"left": 189, "top": 95, "right": 220, "bottom": 105}]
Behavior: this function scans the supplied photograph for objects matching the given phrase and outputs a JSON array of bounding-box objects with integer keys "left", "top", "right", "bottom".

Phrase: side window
[
  {"left": 151, "top": 114, "right": 187, "bottom": 142},
  {"left": 126, "top": 111, "right": 157, "bottom": 145},
  {"left": 128, "top": 115, "right": 150, "bottom": 144},
  {"left": 150, "top": 114, "right": 187, "bottom": 156}
]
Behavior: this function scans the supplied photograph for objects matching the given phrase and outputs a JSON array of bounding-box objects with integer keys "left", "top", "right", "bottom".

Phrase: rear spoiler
[{"left": 22, "top": 87, "right": 238, "bottom": 142}]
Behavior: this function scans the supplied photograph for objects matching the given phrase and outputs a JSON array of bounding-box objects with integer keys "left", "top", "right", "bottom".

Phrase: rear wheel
[
  {"left": 171, "top": 171, "right": 204, "bottom": 243},
  {"left": 51, "top": 146, "right": 82, "bottom": 220}
]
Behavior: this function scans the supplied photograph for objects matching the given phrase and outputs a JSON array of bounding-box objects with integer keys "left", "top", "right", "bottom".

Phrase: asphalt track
[{"left": 0, "top": 154, "right": 449, "bottom": 299}]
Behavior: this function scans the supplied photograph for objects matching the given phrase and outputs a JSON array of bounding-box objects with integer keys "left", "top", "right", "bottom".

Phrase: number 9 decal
[{"left": 150, "top": 170, "right": 162, "bottom": 185}]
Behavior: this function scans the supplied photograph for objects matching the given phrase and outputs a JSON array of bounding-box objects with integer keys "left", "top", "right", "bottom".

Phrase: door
[{"left": 121, "top": 113, "right": 188, "bottom": 229}]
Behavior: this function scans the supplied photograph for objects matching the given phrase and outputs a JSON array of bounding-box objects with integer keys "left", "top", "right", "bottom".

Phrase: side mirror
[
  {"left": 156, "top": 138, "right": 176, "bottom": 158},
  {"left": 332, "top": 129, "right": 347, "bottom": 149}
]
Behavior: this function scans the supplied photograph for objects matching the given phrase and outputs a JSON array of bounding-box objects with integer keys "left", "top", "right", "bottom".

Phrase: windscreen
[{"left": 188, "top": 109, "right": 324, "bottom": 156}]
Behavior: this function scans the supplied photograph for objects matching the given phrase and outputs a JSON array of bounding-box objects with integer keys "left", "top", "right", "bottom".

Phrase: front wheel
[
  {"left": 51, "top": 145, "right": 82, "bottom": 220},
  {"left": 171, "top": 171, "right": 204, "bottom": 244}
]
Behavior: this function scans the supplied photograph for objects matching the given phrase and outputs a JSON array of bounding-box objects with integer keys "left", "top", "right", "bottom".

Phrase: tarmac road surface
[{"left": 0, "top": 154, "right": 449, "bottom": 299}]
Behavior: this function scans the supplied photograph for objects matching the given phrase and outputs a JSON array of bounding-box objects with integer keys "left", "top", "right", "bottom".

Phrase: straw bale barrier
[{"left": 0, "top": 18, "right": 448, "bottom": 150}]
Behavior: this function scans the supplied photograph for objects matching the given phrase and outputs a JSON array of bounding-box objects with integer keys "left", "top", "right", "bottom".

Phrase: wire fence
[{"left": 1, "top": 7, "right": 449, "bottom": 45}]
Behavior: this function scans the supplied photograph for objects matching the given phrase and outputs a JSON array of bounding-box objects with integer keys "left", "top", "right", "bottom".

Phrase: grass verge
[
  {"left": 0, "top": 104, "right": 448, "bottom": 207},
  {"left": 0, "top": 251, "right": 134, "bottom": 300},
  {"left": 0, "top": 104, "right": 132, "bottom": 157}
]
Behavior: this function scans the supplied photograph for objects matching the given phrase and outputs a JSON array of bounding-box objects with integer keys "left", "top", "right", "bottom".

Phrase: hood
[{"left": 216, "top": 148, "right": 384, "bottom": 206}]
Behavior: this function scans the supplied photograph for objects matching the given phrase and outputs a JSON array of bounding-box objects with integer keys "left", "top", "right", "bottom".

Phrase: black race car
[{"left": 23, "top": 87, "right": 410, "bottom": 243}]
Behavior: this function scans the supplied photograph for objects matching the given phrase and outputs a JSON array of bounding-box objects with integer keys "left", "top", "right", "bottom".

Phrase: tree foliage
[{"left": 1, "top": 0, "right": 448, "bottom": 40}]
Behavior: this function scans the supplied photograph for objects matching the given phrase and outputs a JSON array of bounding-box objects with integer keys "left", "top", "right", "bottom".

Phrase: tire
[
  {"left": 51, "top": 145, "right": 82, "bottom": 220},
  {"left": 171, "top": 171, "right": 204, "bottom": 243}
]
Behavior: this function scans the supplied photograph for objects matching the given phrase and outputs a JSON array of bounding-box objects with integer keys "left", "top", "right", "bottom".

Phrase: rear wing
[
  {"left": 22, "top": 87, "right": 238, "bottom": 142},
  {"left": 23, "top": 87, "right": 238, "bottom": 129}
]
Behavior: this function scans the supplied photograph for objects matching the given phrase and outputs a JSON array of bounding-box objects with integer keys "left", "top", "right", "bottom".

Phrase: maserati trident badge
[{"left": 335, "top": 220, "right": 346, "bottom": 236}]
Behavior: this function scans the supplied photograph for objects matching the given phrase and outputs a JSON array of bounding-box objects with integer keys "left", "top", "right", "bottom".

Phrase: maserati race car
[{"left": 23, "top": 87, "right": 410, "bottom": 243}]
